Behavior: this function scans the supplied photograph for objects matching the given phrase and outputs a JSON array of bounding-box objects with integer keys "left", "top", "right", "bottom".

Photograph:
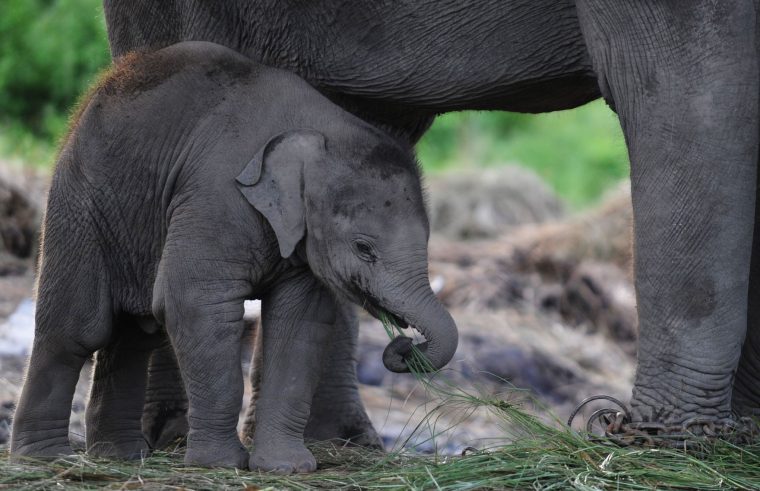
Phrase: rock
[{"left": 427, "top": 166, "right": 565, "bottom": 240}]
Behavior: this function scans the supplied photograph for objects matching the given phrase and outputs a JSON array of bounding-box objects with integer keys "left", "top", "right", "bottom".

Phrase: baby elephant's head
[{"left": 237, "top": 127, "right": 458, "bottom": 373}]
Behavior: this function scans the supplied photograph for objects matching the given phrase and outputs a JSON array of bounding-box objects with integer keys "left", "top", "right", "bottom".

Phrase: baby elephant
[{"left": 9, "top": 41, "right": 458, "bottom": 472}]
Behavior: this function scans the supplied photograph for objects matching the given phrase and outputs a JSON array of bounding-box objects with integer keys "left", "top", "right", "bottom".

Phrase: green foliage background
[
  {"left": 0, "top": 0, "right": 629, "bottom": 207},
  {"left": 0, "top": 0, "right": 110, "bottom": 135}
]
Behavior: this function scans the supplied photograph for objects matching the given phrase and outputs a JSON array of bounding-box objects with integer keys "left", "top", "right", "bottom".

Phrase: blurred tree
[
  {"left": 0, "top": 0, "right": 109, "bottom": 137},
  {"left": 416, "top": 103, "right": 629, "bottom": 208}
]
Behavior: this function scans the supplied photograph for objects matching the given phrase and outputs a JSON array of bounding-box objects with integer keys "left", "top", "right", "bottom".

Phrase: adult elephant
[{"left": 104, "top": 0, "right": 760, "bottom": 444}]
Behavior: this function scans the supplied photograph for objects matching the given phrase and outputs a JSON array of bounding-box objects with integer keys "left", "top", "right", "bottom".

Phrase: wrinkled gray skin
[
  {"left": 103, "top": 0, "right": 760, "bottom": 434},
  {"left": 9, "top": 42, "right": 458, "bottom": 472}
]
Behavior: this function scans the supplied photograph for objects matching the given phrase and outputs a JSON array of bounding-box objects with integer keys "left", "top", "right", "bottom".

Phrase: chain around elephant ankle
[{"left": 568, "top": 395, "right": 760, "bottom": 449}]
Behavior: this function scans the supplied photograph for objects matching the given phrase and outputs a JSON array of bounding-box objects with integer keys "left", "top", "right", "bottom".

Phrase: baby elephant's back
[
  {"left": 69, "top": 42, "right": 262, "bottom": 172},
  {"left": 52, "top": 41, "right": 267, "bottom": 228},
  {"left": 45, "top": 42, "right": 266, "bottom": 311}
]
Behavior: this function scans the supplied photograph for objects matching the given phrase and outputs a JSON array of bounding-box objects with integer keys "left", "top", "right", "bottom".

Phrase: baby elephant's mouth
[{"left": 362, "top": 297, "right": 409, "bottom": 329}]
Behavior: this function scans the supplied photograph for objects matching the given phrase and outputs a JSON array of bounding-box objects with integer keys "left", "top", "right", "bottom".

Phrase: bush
[{"left": 0, "top": 0, "right": 110, "bottom": 137}]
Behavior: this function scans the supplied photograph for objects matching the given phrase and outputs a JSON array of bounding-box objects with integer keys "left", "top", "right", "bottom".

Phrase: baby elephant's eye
[{"left": 353, "top": 238, "right": 377, "bottom": 263}]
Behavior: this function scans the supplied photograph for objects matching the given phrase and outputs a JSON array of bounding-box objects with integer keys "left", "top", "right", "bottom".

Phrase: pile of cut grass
[
  {"left": 2, "top": 429, "right": 760, "bottom": 489},
  {"left": 1, "top": 319, "right": 758, "bottom": 489}
]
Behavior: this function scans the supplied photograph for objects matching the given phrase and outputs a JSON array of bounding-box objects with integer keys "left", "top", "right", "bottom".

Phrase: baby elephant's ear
[{"left": 236, "top": 130, "right": 326, "bottom": 258}]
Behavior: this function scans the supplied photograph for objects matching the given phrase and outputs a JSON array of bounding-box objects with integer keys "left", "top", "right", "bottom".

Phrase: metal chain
[{"left": 567, "top": 395, "right": 760, "bottom": 449}]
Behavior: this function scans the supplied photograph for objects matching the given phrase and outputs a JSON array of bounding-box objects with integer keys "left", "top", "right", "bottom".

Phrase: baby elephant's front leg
[
  {"left": 157, "top": 254, "right": 250, "bottom": 469},
  {"left": 250, "top": 270, "right": 336, "bottom": 474}
]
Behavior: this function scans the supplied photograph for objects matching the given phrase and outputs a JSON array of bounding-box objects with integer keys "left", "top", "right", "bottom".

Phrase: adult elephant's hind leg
[
  {"left": 732, "top": 7, "right": 760, "bottom": 418},
  {"left": 733, "top": 148, "right": 760, "bottom": 418},
  {"left": 577, "top": 0, "right": 759, "bottom": 425},
  {"left": 86, "top": 315, "right": 158, "bottom": 459}
]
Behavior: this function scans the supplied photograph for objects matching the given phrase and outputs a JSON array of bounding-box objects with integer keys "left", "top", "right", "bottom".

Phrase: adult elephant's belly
[{"left": 301, "top": 3, "right": 603, "bottom": 115}]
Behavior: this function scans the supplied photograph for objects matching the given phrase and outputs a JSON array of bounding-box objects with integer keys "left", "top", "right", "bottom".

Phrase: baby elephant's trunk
[{"left": 381, "top": 289, "right": 458, "bottom": 373}]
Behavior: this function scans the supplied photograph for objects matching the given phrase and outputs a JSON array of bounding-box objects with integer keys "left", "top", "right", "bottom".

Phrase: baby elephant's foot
[
  {"left": 305, "top": 402, "right": 383, "bottom": 450},
  {"left": 142, "top": 403, "right": 188, "bottom": 450},
  {"left": 250, "top": 442, "right": 316, "bottom": 474},
  {"left": 88, "top": 438, "right": 151, "bottom": 460},
  {"left": 185, "top": 436, "right": 249, "bottom": 469},
  {"left": 10, "top": 440, "right": 74, "bottom": 463}
]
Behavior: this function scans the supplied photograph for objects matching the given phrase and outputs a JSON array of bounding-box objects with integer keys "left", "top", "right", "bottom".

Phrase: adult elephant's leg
[
  {"left": 734, "top": 182, "right": 760, "bottom": 417},
  {"left": 577, "top": 0, "right": 758, "bottom": 424},
  {"left": 733, "top": 27, "right": 760, "bottom": 414},
  {"left": 142, "top": 336, "right": 189, "bottom": 449},
  {"left": 304, "top": 301, "right": 382, "bottom": 449}
]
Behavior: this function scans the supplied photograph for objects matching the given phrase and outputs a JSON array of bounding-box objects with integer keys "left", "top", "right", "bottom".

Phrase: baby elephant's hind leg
[
  {"left": 142, "top": 337, "right": 189, "bottom": 450},
  {"left": 244, "top": 304, "right": 382, "bottom": 451},
  {"left": 304, "top": 302, "right": 382, "bottom": 449},
  {"left": 86, "top": 316, "right": 160, "bottom": 459},
  {"left": 10, "top": 254, "right": 112, "bottom": 460},
  {"left": 250, "top": 272, "right": 336, "bottom": 474}
]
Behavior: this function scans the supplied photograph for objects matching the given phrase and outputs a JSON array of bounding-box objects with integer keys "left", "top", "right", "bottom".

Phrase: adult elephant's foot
[
  {"left": 250, "top": 440, "right": 317, "bottom": 474},
  {"left": 304, "top": 399, "right": 383, "bottom": 450},
  {"left": 629, "top": 359, "right": 734, "bottom": 425},
  {"left": 612, "top": 359, "right": 759, "bottom": 446},
  {"left": 184, "top": 433, "right": 249, "bottom": 469}
]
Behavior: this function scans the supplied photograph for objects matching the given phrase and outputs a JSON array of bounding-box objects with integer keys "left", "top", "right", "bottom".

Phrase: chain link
[{"left": 568, "top": 395, "right": 760, "bottom": 449}]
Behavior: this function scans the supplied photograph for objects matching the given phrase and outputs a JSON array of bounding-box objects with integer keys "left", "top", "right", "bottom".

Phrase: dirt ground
[{"left": 0, "top": 162, "right": 637, "bottom": 453}]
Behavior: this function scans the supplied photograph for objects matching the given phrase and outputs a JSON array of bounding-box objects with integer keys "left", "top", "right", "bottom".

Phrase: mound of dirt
[
  {"left": 429, "top": 183, "right": 636, "bottom": 348},
  {"left": 0, "top": 162, "right": 48, "bottom": 275},
  {"left": 427, "top": 166, "right": 565, "bottom": 240},
  {"left": 511, "top": 182, "right": 633, "bottom": 274}
]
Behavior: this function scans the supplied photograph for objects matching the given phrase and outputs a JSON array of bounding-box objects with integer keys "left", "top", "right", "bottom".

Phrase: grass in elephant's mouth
[{"left": 1, "top": 320, "right": 758, "bottom": 489}]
